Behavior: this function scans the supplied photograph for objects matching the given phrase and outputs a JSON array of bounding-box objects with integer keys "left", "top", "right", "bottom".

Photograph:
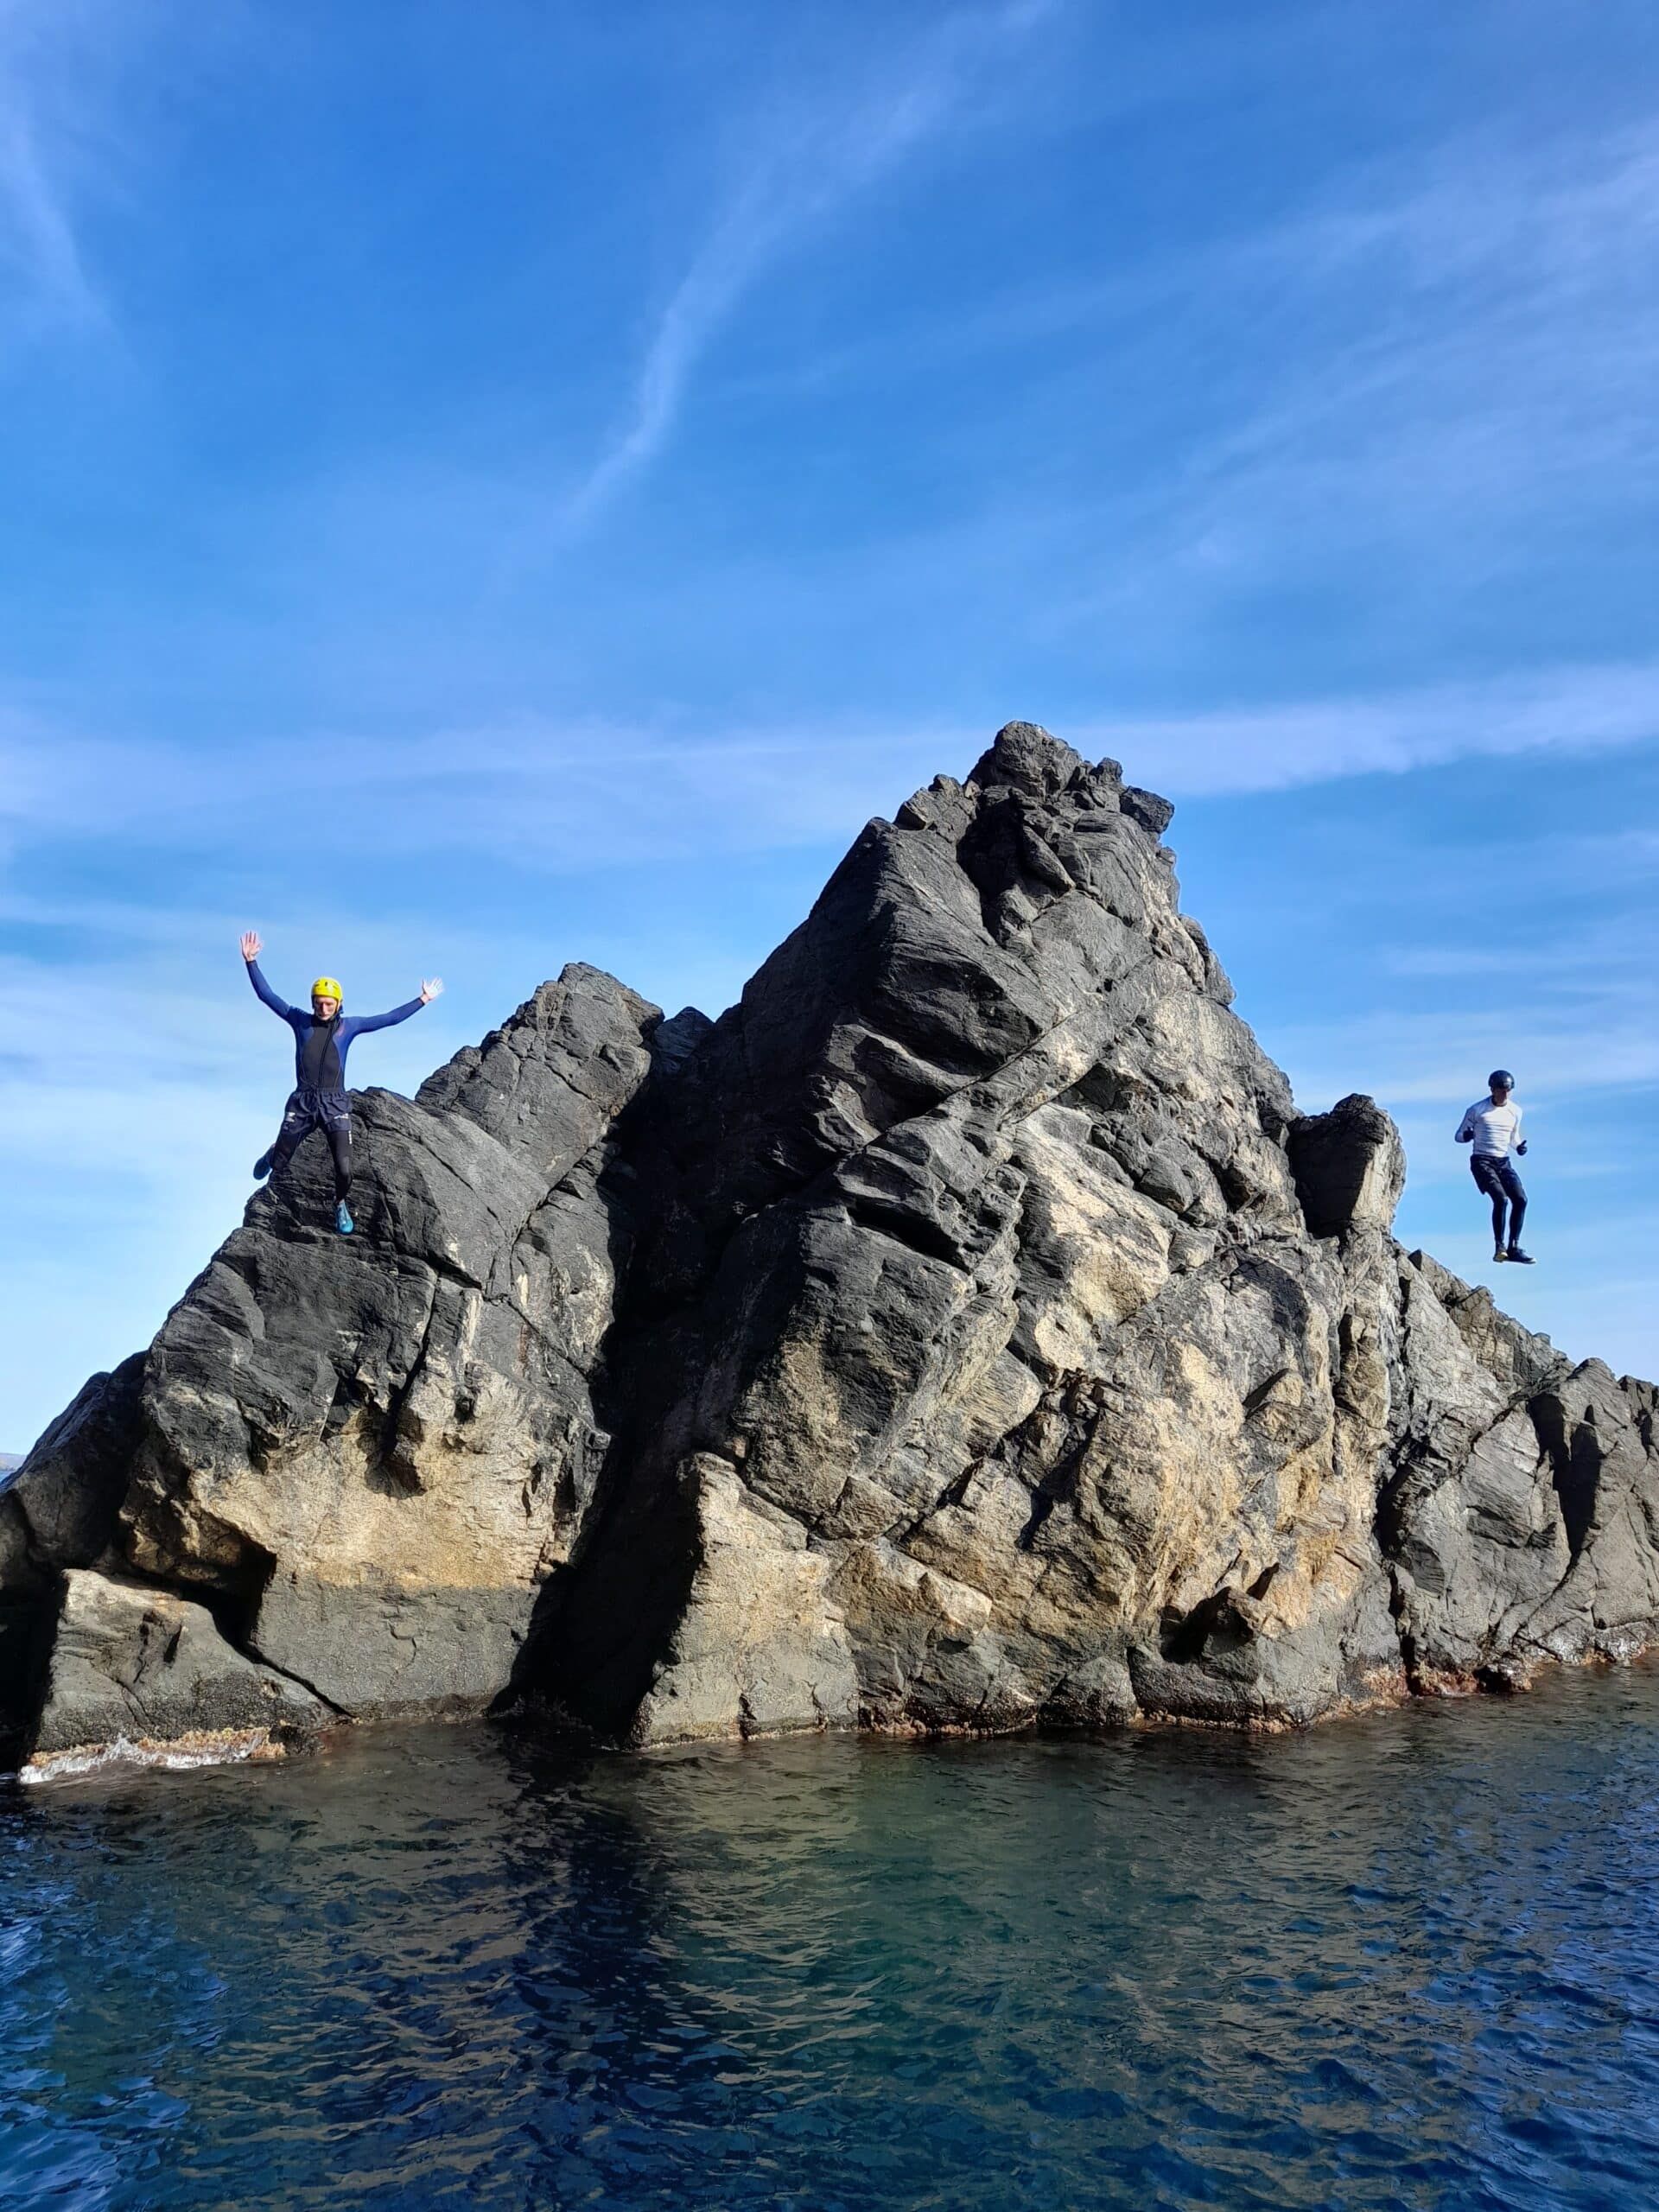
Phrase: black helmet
[{"left": 1488, "top": 1069, "right": 1515, "bottom": 1090}]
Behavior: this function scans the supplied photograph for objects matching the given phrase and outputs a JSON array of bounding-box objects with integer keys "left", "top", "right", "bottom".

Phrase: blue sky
[{"left": 3, "top": 0, "right": 1658, "bottom": 1448}]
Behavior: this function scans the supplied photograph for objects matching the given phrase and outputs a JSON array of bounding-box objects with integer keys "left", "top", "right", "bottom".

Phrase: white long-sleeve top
[{"left": 1457, "top": 1098, "right": 1523, "bottom": 1157}]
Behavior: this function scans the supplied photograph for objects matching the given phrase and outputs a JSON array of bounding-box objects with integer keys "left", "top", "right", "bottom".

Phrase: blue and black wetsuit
[{"left": 248, "top": 961, "right": 424, "bottom": 1201}]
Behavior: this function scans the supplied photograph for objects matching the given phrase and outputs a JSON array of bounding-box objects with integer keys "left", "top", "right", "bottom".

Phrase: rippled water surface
[{"left": 5, "top": 1671, "right": 1659, "bottom": 2210}]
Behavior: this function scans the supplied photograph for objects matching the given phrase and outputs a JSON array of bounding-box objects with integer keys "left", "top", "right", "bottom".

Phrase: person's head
[
  {"left": 311, "top": 976, "right": 342, "bottom": 1021},
  {"left": 1488, "top": 1067, "right": 1515, "bottom": 1103}
]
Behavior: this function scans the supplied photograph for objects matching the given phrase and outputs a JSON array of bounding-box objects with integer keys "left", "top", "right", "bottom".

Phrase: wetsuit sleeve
[
  {"left": 1454, "top": 1107, "right": 1475, "bottom": 1143},
  {"left": 341, "top": 998, "right": 425, "bottom": 1039},
  {"left": 246, "top": 960, "right": 295, "bottom": 1020}
]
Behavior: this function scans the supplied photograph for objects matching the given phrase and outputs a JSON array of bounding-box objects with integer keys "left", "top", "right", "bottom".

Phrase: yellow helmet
[{"left": 310, "top": 976, "right": 343, "bottom": 1003}]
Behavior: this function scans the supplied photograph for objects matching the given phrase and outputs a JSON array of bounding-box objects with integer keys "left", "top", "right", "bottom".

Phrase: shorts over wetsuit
[
  {"left": 1455, "top": 1096, "right": 1527, "bottom": 1252},
  {"left": 248, "top": 961, "right": 424, "bottom": 1202}
]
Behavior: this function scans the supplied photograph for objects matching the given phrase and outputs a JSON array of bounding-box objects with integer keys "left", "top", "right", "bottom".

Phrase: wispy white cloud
[
  {"left": 1382, "top": 911, "right": 1658, "bottom": 983},
  {"left": 1083, "top": 663, "right": 1659, "bottom": 798},
  {"left": 0, "top": 0, "right": 117, "bottom": 345},
  {"left": 0, "top": 102, "right": 99, "bottom": 333},
  {"left": 1278, "top": 1007, "right": 1659, "bottom": 1116},
  {"left": 561, "top": 1, "right": 1054, "bottom": 525},
  {"left": 1071, "top": 118, "right": 1659, "bottom": 625},
  {"left": 3, "top": 661, "right": 1657, "bottom": 872},
  {"left": 720, "top": 108, "right": 1659, "bottom": 653},
  {"left": 0, "top": 704, "right": 964, "bottom": 863}
]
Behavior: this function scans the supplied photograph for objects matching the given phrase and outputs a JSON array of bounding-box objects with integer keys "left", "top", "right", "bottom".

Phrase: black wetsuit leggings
[
  {"left": 1471, "top": 1154, "right": 1526, "bottom": 1249},
  {"left": 268, "top": 1089, "right": 353, "bottom": 1203}
]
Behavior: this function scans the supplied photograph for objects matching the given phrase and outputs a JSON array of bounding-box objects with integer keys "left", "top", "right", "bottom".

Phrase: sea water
[{"left": 3, "top": 1668, "right": 1658, "bottom": 2211}]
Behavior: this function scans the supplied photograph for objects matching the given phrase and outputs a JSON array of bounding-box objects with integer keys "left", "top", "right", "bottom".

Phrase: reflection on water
[{"left": 4, "top": 1669, "right": 1659, "bottom": 2209}]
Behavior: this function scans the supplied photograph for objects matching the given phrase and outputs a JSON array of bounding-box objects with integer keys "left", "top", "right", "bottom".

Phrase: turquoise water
[{"left": 4, "top": 1671, "right": 1659, "bottom": 2211}]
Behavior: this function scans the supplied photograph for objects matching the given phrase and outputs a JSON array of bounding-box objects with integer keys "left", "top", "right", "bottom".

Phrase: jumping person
[
  {"left": 240, "top": 932, "right": 442, "bottom": 1234},
  {"left": 1455, "top": 1069, "right": 1534, "bottom": 1266}
]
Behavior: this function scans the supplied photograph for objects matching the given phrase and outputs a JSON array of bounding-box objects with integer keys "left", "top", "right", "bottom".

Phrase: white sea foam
[{"left": 18, "top": 1728, "right": 281, "bottom": 1785}]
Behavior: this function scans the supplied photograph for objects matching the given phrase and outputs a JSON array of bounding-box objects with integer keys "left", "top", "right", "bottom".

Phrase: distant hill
[{"left": 0, "top": 1454, "right": 22, "bottom": 1477}]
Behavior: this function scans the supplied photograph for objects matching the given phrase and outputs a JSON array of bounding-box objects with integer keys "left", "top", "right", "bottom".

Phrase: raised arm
[
  {"left": 240, "top": 931, "right": 294, "bottom": 1019},
  {"left": 345, "top": 976, "right": 443, "bottom": 1038}
]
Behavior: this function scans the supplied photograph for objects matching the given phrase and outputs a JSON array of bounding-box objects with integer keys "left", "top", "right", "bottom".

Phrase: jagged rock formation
[{"left": 5, "top": 724, "right": 1657, "bottom": 1775}]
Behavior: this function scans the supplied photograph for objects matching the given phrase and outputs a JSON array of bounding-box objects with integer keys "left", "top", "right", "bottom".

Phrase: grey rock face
[
  {"left": 0, "top": 1355, "right": 145, "bottom": 1598},
  {"left": 1288, "top": 1094, "right": 1407, "bottom": 1239},
  {"left": 3, "top": 964, "right": 662, "bottom": 1758},
  {"left": 0, "top": 1356, "right": 147, "bottom": 1753},
  {"left": 5, "top": 722, "right": 1656, "bottom": 1770},
  {"left": 26, "top": 1569, "right": 328, "bottom": 1774}
]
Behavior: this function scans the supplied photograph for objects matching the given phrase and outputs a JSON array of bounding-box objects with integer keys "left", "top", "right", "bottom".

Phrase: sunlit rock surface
[{"left": 5, "top": 724, "right": 1656, "bottom": 1769}]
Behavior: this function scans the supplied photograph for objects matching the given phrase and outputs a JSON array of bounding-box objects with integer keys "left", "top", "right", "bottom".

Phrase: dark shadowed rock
[
  {"left": 1289, "top": 1094, "right": 1407, "bottom": 1239},
  {"left": 968, "top": 720, "right": 1088, "bottom": 798},
  {"left": 0, "top": 1357, "right": 147, "bottom": 1753},
  {"left": 0, "top": 1354, "right": 145, "bottom": 1598},
  {"left": 7, "top": 723, "right": 1657, "bottom": 1772},
  {"left": 1120, "top": 786, "right": 1175, "bottom": 836},
  {"left": 25, "top": 1569, "right": 328, "bottom": 1777},
  {"left": 3, "top": 965, "right": 664, "bottom": 1758}
]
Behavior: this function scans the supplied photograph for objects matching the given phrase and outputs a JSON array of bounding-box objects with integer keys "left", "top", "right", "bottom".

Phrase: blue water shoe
[
  {"left": 335, "top": 1201, "right": 354, "bottom": 1236},
  {"left": 253, "top": 1153, "right": 273, "bottom": 1180}
]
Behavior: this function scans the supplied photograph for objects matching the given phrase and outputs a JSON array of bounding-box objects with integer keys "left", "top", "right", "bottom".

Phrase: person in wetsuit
[
  {"left": 1454, "top": 1068, "right": 1534, "bottom": 1266},
  {"left": 240, "top": 931, "right": 442, "bottom": 1234}
]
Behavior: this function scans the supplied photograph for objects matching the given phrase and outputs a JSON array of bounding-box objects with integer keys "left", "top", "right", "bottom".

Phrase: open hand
[
  {"left": 240, "top": 931, "right": 263, "bottom": 963},
  {"left": 420, "top": 976, "right": 444, "bottom": 1004}
]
